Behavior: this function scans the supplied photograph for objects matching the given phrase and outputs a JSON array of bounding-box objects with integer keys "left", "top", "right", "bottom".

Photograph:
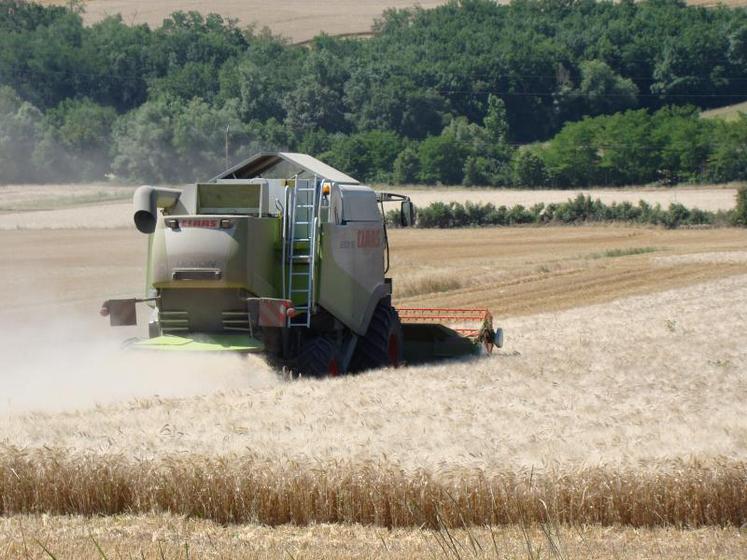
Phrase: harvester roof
[{"left": 211, "top": 152, "right": 360, "bottom": 185}]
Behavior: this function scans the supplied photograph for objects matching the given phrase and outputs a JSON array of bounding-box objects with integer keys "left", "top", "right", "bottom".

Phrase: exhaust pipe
[{"left": 133, "top": 186, "right": 182, "bottom": 234}]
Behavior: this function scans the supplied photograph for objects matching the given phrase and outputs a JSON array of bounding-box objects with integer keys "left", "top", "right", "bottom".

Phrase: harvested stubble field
[
  {"left": 0, "top": 197, "right": 746, "bottom": 558},
  {"left": 0, "top": 184, "right": 134, "bottom": 212},
  {"left": 3, "top": 516, "right": 744, "bottom": 560},
  {"left": 40, "top": 0, "right": 449, "bottom": 42},
  {"left": 396, "top": 184, "right": 741, "bottom": 213},
  {"left": 39, "top": 0, "right": 747, "bottom": 43}
]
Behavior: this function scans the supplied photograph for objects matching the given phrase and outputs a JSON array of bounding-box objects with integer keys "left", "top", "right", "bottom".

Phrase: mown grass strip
[{"left": 589, "top": 247, "right": 658, "bottom": 259}]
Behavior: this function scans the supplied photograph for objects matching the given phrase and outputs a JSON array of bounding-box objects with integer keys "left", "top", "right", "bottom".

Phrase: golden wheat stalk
[{"left": 1, "top": 447, "right": 744, "bottom": 528}]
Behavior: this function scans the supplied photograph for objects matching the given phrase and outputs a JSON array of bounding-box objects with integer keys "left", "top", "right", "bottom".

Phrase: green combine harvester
[{"left": 101, "top": 153, "right": 502, "bottom": 375}]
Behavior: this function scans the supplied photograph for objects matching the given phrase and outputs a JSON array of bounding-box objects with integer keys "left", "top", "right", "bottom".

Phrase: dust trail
[{"left": 0, "top": 316, "right": 278, "bottom": 414}]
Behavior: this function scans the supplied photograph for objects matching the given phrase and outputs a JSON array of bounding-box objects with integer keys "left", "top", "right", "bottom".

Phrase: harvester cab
[{"left": 101, "top": 152, "right": 502, "bottom": 376}]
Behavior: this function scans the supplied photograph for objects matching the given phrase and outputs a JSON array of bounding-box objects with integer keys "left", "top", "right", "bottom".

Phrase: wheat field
[
  {"left": 1, "top": 447, "right": 745, "bottom": 527},
  {"left": 1, "top": 200, "right": 746, "bottom": 556},
  {"left": 2, "top": 272, "right": 745, "bottom": 468}
]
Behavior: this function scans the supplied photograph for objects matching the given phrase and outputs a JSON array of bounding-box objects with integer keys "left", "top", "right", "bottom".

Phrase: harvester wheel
[
  {"left": 350, "top": 301, "right": 403, "bottom": 372},
  {"left": 294, "top": 336, "right": 339, "bottom": 377}
]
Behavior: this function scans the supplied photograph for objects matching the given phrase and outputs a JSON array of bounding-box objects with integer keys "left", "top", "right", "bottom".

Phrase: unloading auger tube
[
  {"left": 133, "top": 185, "right": 182, "bottom": 234},
  {"left": 100, "top": 152, "right": 503, "bottom": 377}
]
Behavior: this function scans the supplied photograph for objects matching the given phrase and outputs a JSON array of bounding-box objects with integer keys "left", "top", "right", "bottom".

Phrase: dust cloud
[{"left": 0, "top": 315, "right": 278, "bottom": 414}]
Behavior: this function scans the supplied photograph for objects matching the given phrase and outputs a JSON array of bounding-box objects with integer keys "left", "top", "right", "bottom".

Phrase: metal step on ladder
[{"left": 286, "top": 177, "right": 318, "bottom": 327}]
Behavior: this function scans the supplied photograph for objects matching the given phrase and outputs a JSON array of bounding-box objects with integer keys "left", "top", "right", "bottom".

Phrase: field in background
[
  {"left": 1, "top": 225, "right": 745, "bottom": 323},
  {"left": 0, "top": 183, "right": 739, "bottom": 230},
  {"left": 690, "top": 0, "right": 747, "bottom": 5},
  {"left": 397, "top": 184, "right": 740, "bottom": 213},
  {"left": 39, "top": 1, "right": 747, "bottom": 42},
  {"left": 0, "top": 184, "right": 133, "bottom": 212},
  {"left": 702, "top": 100, "right": 747, "bottom": 122},
  {"left": 40, "top": 0, "right": 449, "bottom": 42}
]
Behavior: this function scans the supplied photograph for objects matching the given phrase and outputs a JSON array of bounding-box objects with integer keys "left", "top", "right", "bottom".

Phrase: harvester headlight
[
  {"left": 220, "top": 219, "right": 234, "bottom": 229},
  {"left": 165, "top": 218, "right": 179, "bottom": 229}
]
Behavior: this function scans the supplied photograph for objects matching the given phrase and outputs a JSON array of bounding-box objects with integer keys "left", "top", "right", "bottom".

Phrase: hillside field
[
  {"left": 702, "top": 100, "right": 747, "bottom": 122},
  {"left": 40, "top": 1, "right": 747, "bottom": 42},
  {"left": 41, "top": 0, "right": 449, "bottom": 42}
]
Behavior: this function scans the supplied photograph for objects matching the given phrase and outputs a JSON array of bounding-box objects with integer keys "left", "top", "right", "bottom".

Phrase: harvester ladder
[{"left": 286, "top": 177, "right": 318, "bottom": 327}]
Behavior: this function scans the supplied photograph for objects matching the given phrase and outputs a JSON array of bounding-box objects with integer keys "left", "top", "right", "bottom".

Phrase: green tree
[
  {"left": 0, "top": 1, "right": 70, "bottom": 32},
  {"left": 576, "top": 60, "right": 638, "bottom": 116},
  {"left": 708, "top": 115, "right": 747, "bottom": 182},
  {"left": 235, "top": 58, "right": 286, "bottom": 122},
  {"left": 418, "top": 134, "right": 466, "bottom": 185},
  {"left": 37, "top": 98, "right": 118, "bottom": 180},
  {"left": 111, "top": 96, "right": 183, "bottom": 183},
  {"left": 595, "top": 109, "right": 660, "bottom": 185},
  {"left": 148, "top": 61, "right": 219, "bottom": 102},
  {"left": 512, "top": 149, "right": 548, "bottom": 188},
  {"left": 227, "top": 32, "right": 304, "bottom": 123},
  {"left": 392, "top": 145, "right": 420, "bottom": 184},
  {"left": 0, "top": 86, "right": 44, "bottom": 183},
  {"left": 283, "top": 49, "right": 349, "bottom": 135},
  {"left": 734, "top": 186, "right": 747, "bottom": 226},
  {"left": 436, "top": 101, "right": 513, "bottom": 186},
  {"left": 483, "top": 94, "right": 508, "bottom": 148},
  {"left": 652, "top": 105, "right": 712, "bottom": 183},
  {"left": 112, "top": 96, "right": 251, "bottom": 182},
  {"left": 83, "top": 16, "right": 154, "bottom": 111},
  {"left": 541, "top": 117, "right": 602, "bottom": 187},
  {"left": 319, "top": 130, "right": 404, "bottom": 182},
  {"left": 343, "top": 63, "right": 447, "bottom": 138},
  {"left": 482, "top": 95, "right": 514, "bottom": 184}
]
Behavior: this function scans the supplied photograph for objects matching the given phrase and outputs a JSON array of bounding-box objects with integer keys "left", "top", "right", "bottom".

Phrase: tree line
[
  {"left": 387, "top": 191, "right": 746, "bottom": 229},
  {"left": 2, "top": 0, "right": 747, "bottom": 185}
]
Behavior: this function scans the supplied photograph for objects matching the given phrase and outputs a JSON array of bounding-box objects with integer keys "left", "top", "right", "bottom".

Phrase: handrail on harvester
[{"left": 396, "top": 307, "right": 493, "bottom": 339}]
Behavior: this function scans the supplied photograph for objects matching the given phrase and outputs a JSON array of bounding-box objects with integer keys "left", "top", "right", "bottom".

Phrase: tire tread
[{"left": 350, "top": 302, "right": 402, "bottom": 372}]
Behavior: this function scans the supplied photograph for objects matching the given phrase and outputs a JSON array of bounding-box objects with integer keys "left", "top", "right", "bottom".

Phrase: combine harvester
[{"left": 101, "top": 153, "right": 502, "bottom": 375}]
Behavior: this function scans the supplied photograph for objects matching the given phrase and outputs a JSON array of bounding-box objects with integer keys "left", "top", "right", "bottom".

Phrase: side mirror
[
  {"left": 494, "top": 328, "right": 504, "bottom": 349},
  {"left": 400, "top": 200, "right": 416, "bottom": 227},
  {"left": 100, "top": 298, "right": 137, "bottom": 326}
]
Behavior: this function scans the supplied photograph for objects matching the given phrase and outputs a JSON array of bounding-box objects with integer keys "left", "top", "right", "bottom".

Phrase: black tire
[
  {"left": 294, "top": 336, "right": 340, "bottom": 377},
  {"left": 350, "top": 301, "right": 403, "bottom": 372}
]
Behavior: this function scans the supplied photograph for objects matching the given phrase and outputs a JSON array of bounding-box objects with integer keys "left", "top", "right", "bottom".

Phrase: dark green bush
[
  {"left": 734, "top": 186, "right": 747, "bottom": 226},
  {"left": 391, "top": 196, "right": 724, "bottom": 229}
]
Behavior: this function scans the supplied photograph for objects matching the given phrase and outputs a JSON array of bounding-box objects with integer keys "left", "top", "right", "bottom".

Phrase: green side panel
[
  {"left": 250, "top": 216, "right": 283, "bottom": 298},
  {"left": 197, "top": 183, "right": 260, "bottom": 213},
  {"left": 317, "top": 223, "right": 387, "bottom": 335},
  {"left": 130, "top": 334, "right": 265, "bottom": 353}
]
